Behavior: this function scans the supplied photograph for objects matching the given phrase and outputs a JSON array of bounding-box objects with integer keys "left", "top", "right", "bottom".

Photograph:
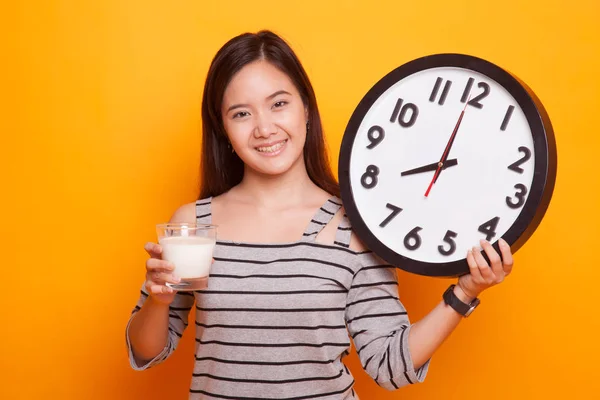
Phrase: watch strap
[{"left": 443, "top": 284, "right": 480, "bottom": 317}]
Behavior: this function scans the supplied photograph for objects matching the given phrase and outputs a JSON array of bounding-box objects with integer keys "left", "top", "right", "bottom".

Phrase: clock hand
[
  {"left": 401, "top": 158, "right": 458, "bottom": 176},
  {"left": 424, "top": 97, "right": 470, "bottom": 197}
]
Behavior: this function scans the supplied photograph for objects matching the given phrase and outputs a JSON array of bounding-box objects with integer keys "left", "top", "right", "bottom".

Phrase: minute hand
[{"left": 401, "top": 158, "right": 458, "bottom": 176}]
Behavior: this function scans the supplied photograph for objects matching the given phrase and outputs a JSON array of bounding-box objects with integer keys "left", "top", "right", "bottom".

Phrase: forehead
[{"left": 223, "top": 61, "right": 299, "bottom": 103}]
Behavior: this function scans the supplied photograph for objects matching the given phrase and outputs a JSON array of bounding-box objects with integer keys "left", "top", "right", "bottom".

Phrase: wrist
[
  {"left": 147, "top": 293, "right": 173, "bottom": 309},
  {"left": 443, "top": 284, "right": 481, "bottom": 318},
  {"left": 454, "top": 284, "right": 477, "bottom": 304}
]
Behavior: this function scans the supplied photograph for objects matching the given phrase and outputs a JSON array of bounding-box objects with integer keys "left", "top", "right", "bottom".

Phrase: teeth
[{"left": 257, "top": 140, "right": 286, "bottom": 153}]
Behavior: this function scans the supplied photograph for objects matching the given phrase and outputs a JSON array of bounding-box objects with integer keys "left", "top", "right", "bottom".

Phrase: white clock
[{"left": 339, "top": 54, "right": 557, "bottom": 277}]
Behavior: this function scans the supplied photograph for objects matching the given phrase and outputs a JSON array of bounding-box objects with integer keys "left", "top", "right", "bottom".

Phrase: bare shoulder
[
  {"left": 316, "top": 204, "right": 370, "bottom": 252},
  {"left": 169, "top": 202, "right": 197, "bottom": 223},
  {"left": 349, "top": 232, "right": 368, "bottom": 253}
]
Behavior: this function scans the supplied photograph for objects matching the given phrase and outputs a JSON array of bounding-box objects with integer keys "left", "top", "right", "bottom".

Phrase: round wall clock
[{"left": 339, "top": 53, "right": 557, "bottom": 277}]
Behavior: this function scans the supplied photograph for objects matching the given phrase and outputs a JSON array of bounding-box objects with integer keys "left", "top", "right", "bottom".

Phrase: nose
[{"left": 254, "top": 112, "right": 277, "bottom": 139}]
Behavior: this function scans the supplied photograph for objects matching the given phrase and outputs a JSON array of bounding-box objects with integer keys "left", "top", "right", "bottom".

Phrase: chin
[
  {"left": 256, "top": 162, "right": 296, "bottom": 177},
  {"left": 247, "top": 155, "right": 304, "bottom": 177}
]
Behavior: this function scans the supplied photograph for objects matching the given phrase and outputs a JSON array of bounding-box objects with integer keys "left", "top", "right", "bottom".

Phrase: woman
[{"left": 126, "top": 30, "right": 514, "bottom": 399}]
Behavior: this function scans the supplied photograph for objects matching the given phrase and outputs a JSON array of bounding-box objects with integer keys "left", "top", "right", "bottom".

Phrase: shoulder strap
[
  {"left": 195, "top": 197, "right": 212, "bottom": 224},
  {"left": 300, "top": 197, "right": 342, "bottom": 242},
  {"left": 334, "top": 211, "right": 352, "bottom": 248}
]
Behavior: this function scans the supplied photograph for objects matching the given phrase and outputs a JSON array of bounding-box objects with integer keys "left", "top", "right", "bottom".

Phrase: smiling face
[{"left": 221, "top": 60, "right": 308, "bottom": 177}]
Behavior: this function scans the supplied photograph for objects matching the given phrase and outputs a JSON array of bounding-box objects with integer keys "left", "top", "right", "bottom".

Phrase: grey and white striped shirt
[{"left": 126, "top": 196, "right": 430, "bottom": 399}]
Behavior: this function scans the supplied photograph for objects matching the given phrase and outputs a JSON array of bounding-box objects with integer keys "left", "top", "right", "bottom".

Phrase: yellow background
[{"left": 2, "top": 0, "right": 599, "bottom": 399}]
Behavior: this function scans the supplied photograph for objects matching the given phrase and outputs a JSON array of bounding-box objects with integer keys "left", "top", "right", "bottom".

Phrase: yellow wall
[{"left": 2, "top": 0, "right": 599, "bottom": 398}]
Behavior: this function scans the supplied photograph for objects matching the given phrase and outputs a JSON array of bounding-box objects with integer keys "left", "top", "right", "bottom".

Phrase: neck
[{"left": 235, "top": 157, "right": 322, "bottom": 209}]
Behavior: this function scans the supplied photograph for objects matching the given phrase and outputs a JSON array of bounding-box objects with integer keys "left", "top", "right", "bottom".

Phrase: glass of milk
[{"left": 156, "top": 223, "right": 217, "bottom": 291}]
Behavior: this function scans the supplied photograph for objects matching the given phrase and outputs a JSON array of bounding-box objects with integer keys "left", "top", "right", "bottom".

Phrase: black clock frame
[{"left": 339, "top": 53, "right": 557, "bottom": 277}]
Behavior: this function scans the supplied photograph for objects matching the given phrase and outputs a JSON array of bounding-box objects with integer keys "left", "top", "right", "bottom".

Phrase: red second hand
[
  {"left": 424, "top": 164, "right": 442, "bottom": 197},
  {"left": 424, "top": 97, "right": 470, "bottom": 197}
]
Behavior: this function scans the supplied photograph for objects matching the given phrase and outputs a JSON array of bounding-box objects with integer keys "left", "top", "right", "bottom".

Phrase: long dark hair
[{"left": 198, "top": 30, "right": 340, "bottom": 199}]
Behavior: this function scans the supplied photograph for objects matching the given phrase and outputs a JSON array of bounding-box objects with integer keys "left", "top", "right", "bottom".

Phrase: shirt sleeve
[
  {"left": 345, "top": 251, "right": 430, "bottom": 390},
  {"left": 125, "top": 283, "right": 195, "bottom": 371}
]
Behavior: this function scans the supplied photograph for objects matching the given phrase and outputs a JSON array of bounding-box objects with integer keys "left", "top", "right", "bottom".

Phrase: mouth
[{"left": 255, "top": 139, "right": 288, "bottom": 156}]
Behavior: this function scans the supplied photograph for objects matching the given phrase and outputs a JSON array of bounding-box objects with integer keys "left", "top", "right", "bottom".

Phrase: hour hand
[{"left": 401, "top": 158, "right": 458, "bottom": 176}]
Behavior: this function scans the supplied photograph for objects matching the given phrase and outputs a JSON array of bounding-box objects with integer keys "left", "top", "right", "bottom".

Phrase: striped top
[{"left": 126, "top": 196, "right": 430, "bottom": 399}]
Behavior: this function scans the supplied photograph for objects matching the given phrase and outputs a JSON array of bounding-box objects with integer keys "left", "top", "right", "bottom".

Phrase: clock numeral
[
  {"left": 506, "top": 183, "right": 528, "bottom": 209},
  {"left": 379, "top": 203, "right": 402, "bottom": 228},
  {"left": 438, "top": 230, "right": 458, "bottom": 256},
  {"left": 390, "top": 98, "right": 419, "bottom": 128},
  {"left": 508, "top": 146, "right": 532, "bottom": 174},
  {"left": 366, "top": 125, "right": 385, "bottom": 149},
  {"left": 478, "top": 217, "right": 500, "bottom": 241},
  {"left": 500, "top": 105, "right": 515, "bottom": 131},
  {"left": 361, "top": 165, "right": 379, "bottom": 189},
  {"left": 404, "top": 226, "right": 423, "bottom": 251},
  {"left": 429, "top": 77, "right": 452, "bottom": 105},
  {"left": 461, "top": 77, "right": 490, "bottom": 109},
  {"left": 461, "top": 77, "right": 473, "bottom": 102}
]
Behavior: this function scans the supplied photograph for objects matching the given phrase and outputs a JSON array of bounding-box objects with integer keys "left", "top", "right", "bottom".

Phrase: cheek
[
  {"left": 284, "top": 108, "right": 307, "bottom": 135},
  {"left": 223, "top": 121, "right": 248, "bottom": 145}
]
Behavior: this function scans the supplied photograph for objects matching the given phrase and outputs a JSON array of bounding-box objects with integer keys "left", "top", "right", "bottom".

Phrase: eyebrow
[{"left": 226, "top": 90, "right": 292, "bottom": 113}]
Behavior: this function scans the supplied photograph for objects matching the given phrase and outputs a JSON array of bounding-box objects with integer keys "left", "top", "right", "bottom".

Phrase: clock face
[{"left": 339, "top": 54, "right": 556, "bottom": 277}]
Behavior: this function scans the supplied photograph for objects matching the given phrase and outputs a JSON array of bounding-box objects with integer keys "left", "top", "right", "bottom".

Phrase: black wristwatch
[{"left": 443, "top": 284, "right": 480, "bottom": 317}]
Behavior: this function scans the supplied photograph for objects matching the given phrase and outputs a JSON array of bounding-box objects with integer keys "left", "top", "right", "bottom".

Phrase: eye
[
  {"left": 232, "top": 111, "right": 249, "bottom": 119},
  {"left": 273, "top": 100, "right": 288, "bottom": 108}
]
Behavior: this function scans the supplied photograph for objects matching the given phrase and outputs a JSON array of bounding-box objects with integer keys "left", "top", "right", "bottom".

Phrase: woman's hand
[
  {"left": 457, "top": 238, "right": 514, "bottom": 300},
  {"left": 143, "top": 242, "right": 180, "bottom": 305}
]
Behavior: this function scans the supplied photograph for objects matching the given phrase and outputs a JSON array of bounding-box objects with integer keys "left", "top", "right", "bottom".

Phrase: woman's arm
[
  {"left": 126, "top": 203, "right": 197, "bottom": 369},
  {"left": 346, "top": 234, "right": 514, "bottom": 388},
  {"left": 128, "top": 294, "right": 172, "bottom": 363},
  {"left": 408, "top": 239, "right": 514, "bottom": 369}
]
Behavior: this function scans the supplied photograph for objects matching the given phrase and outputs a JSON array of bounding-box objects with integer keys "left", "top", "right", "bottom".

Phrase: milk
[{"left": 159, "top": 236, "right": 215, "bottom": 279}]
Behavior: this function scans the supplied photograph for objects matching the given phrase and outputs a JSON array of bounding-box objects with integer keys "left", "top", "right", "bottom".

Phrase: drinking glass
[{"left": 156, "top": 223, "right": 217, "bottom": 291}]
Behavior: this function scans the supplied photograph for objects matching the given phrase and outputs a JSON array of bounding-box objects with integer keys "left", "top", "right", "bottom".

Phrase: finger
[
  {"left": 480, "top": 239, "right": 504, "bottom": 279},
  {"left": 499, "top": 238, "right": 514, "bottom": 276},
  {"left": 144, "top": 242, "right": 163, "bottom": 258},
  {"left": 466, "top": 249, "right": 483, "bottom": 281},
  {"left": 148, "top": 272, "right": 180, "bottom": 285},
  {"left": 473, "top": 245, "right": 495, "bottom": 284},
  {"left": 146, "top": 258, "right": 174, "bottom": 272},
  {"left": 147, "top": 282, "right": 174, "bottom": 295}
]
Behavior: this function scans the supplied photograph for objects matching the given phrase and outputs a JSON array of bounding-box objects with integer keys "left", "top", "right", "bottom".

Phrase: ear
[{"left": 304, "top": 105, "right": 309, "bottom": 122}]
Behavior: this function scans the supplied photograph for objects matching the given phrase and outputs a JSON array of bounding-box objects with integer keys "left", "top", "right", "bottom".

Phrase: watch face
[{"left": 339, "top": 54, "right": 556, "bottom": 277}]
